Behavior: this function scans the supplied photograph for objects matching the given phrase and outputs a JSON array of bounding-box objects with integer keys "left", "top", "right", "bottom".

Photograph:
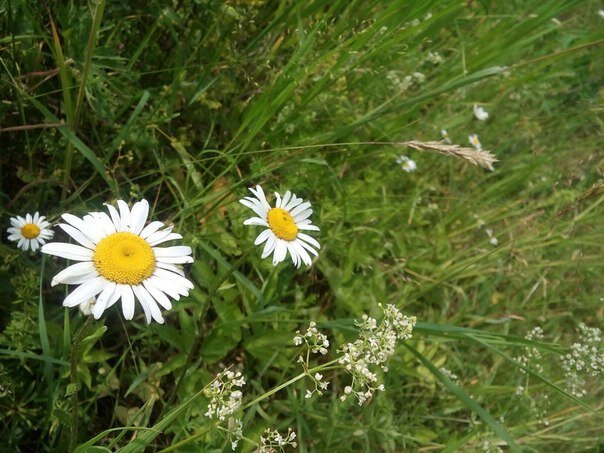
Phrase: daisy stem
[{"left": 68, "top": 316, "right": 96, "bottom": 452}]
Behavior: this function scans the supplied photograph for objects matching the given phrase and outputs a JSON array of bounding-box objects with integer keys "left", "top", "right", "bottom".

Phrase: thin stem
[
  {"left": 68, "top": 316, "right": 95, "bottom": 453},
  {"left": 167, "top": 250, "right": 252, "bottom": 404},
  {"left": 241, "top": 358, "right": 340, "bottom": 410}
]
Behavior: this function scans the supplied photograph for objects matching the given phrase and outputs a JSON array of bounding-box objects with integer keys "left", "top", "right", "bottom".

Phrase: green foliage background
[{"left": 0, "top": 0, "right": 603, "bottom": 451}]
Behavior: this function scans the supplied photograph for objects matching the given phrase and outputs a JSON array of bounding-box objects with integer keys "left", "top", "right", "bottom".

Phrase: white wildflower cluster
[
  {"left": 561, "top": 323, "right": 604, "bottom": 398},
  {"left": 395, "top": 155, "right": 417, "bottom": 173},
  {"left": 258, "top": 427, "right": 297, "bottom": 452},
  {"left": 303, "top": 372, "right": 329, "bottom": 399},
  {"left": 485, "top": 228, "right": 499, "bottom": 246},
  {"left": 293, "top": 321, "right": 330, "bottom": 355},
  {"left": 426, "top": 51, "right": 444, "bottom": 65},
  {"left": 204, "top": 367, "right": 246, "bottom": 421},
  {"left": 385, "top": 71, "right": 425, "bottom": 93},
  {"left": 338, "top": 303, "right": 416, "bottom": 405},
  {"left": 439, "top": 367, "right": 459, "bottom": 382},
  {"left": 228, "top": 417, "right": 244, "bottom": 451},
  {"left": 514, "top": 326, "right": 545, "bottom": 374}
]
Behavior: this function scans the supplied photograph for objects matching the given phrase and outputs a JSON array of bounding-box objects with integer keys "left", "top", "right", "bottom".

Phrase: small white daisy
[
  {"left": 396, "top": 155, "right": 417, "bottom": 173},
  {"left": 7, "top": 212, "right": 54, "bottom": 252},
  {"left": 468, "top": 134, "right": 482, "bottom": 150},
  {"left": 440, "top": 129, "right": 451, "bottom": 144},
  {"left": 239, "top": 186, "right": 320, "bottom": 268},
  {"left": 473, "top": 104, "right": 489, "bottom": 121},
  {"left": 41, "top": 199, "right": 194, "bottom": 324}
]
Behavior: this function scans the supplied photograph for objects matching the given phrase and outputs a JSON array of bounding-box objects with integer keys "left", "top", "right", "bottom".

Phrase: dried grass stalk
[{"left": 401, "top": 140, "right": 498, "bottom": 171}]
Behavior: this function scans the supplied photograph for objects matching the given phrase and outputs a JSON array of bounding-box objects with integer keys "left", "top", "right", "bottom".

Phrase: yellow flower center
[
  {"left": 93, "top": 232, "right": 155, "bottom": 285},
  {"left": 21, "top": 223, "right": 41, "bottom": 239},
  {"left": 267, "top": 208, "right": 298, "bottom": 241}
]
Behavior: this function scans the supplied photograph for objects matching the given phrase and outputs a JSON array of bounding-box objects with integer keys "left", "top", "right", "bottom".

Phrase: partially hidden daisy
[
  {"left": 7, "top": 212, "right": 54, "bottom": 252},
  {"left": 41, "top": 199, "right": 194, "bottom": 324},
  {"left": 473, "top": 104, "right": 489, "bottom": 121},
  {"left": 239, "top": 186, "right": 320, "bottom": 268},
  {"left": 468, "top": 133, "right": 482, "bottom": 150},
  {"left": 396, "top": 155, "right": 417, "bottom": 173}
]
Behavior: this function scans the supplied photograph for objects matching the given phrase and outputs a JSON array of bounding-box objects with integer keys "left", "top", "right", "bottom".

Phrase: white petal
[
  {"left": 274, "top": 192, "right": 282, "bottom": 208},
  {"left": 41, "top": 243, "right": 94, "bottom": 261},
  {"left": 105, "top": 203, "right": 122, "bottom": 230},
  {"left": 26, "top": 213, "right": 32, "bottom": 223},
  {"left": 33, "top": 212, "right": 40, "bottom": 223},
  {"left": 249, "top": 185, "right": 271, "bottom": 211},
  {"left": 281, "top": 191, "right": 292, "bottom": 209},
  {"left": 58, "top": 223, "right": 96, "bottom": 249},
  {"left": 296, "top": 237, "right": 319, "bottom": 257},
  {"left": 293, "top": 209, "right": 312, "bottom": 222},
  {"left": 133, "top": 285, "right": 164, "bottom": 324},
  {"left": 155, "top": 261, "right": 185, "bottom": 276},
  {"left": 51, "top": 261, "right": 97, "bottom": 286},
  {"left": 62, "top": 277, "right": 106, "bottom": 307},
  {"left": 145, "top": 226, "right": 174, "bottom": 245},
  {"left": 253, "top": 229, "right": 272, "bottom": 246},
  {"left": 62, "top": 213, "right": 103, "bottom": 243},
  {"left": 120, "top": 284, "right": 135, "bottom": 320},
  {"left": 292, "top": 240, "right": 312, "bottom": 266},
  {"left": 30, "top": 240, "right": 38, "bottom": 252},
  {"left": 243, "top": 217, "right": 268, "bottom": 227},
  {"left": 240, "top": 198, "right": 268, "bottom": 219},
  {"left": 148, "top": 232, "right": 183, "bottom": 246},
  {"left": 153, "top": 268, "right": 194, "bottom": 291},
  {"left": 290, "top": 201, "right": 311, "bottom": 217},
  {"left": 298, "top": 224, "right": 320, "bottom": 231},
  {"left": 140, "top": 221, "right": 164, "bottom": 239},
  {"left": 286, "top": 242, "right": 300, "bottom": 268},
  {"left": 17, "top": 238, "right": 25, "bottom": 249},
  {"left": 153, "top": 245, "right": 192, "bottom": 258},
  {"left": 146, "top": 275, "right": 180, "bottom": 302},
  {"left": 261, "top": 233, "right": 277, "bottom": 259},
  {"left": 117, "top": 200, "right": 131, "bottom": 231},
  {"left": 129, "top": 200, "right": 149, "bottom": 235},
  {"left": 143, "top": 279, "right": 173, "bottom": 310},
  {"left": 273, "top": 240, "right": 287, "bottom": 265},
  {"left": 92, "top": 282, "right": 118, "bottom": 319},
  {"left": 297, "top": 233, "right": 321, "bottom": 249},
  {"left": 8, "top": 234, "right": 22, "bottom": 241},
  {"left": 90, "top": 212, "right": 117, "bottom": 236}
]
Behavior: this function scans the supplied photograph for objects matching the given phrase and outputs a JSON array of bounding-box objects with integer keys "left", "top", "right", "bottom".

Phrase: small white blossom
[
  {"left": 259, "top": 427, "right": 297, "bottom": 452},
  {"left": 469, "top": 134, "right": 482, "bottom": 150},
  {"left": 473, "top": 104, "right": 489, "bottom": 121},
  {"left": 441, "top": 129, "right": 451, "bottom": 144},
  {"left": 293, "top": 321, "right": 330, "bottom": 355},
  {"left": 598, "top": 9, "right": 604, "bottom": 18},
  {"left": 204, "top": 367, "right": 245, "bottom": 421},
  {"left": 396, "top": 155, "right": 417, "bottom": 173}
]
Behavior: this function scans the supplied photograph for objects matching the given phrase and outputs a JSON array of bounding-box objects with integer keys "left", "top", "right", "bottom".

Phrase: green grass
[{"left": 1, "top": 0, "right": 603, "bottom": 451}]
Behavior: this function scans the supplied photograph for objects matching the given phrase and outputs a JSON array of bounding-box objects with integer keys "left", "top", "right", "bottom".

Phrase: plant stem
[
  {"left": 68, "top": 316, "right": 95, "bottom": 452},
  {"left": 167, "top": 249, "right": 251, "bottom": 404}
]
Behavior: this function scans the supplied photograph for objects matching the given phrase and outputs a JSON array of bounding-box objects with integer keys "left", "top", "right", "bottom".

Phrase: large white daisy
[
  {"left": 41, "top": 199, "right": 194, "bottom": 324},
  {"left": 239, "top": 186, "right": 320, "bottom": 268},
  {"left": 7, "top": 212, "right": 54, "bottom": 252}
]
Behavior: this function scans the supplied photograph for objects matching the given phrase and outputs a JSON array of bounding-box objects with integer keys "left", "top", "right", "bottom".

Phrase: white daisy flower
[
  {"left": 41, "top": 199, "right": 194, "bottom": 324},
  {"left": 441, "top": 129, "right": 451, "bottom": 144},
  {"left": 468, "top": 134, "right": 482, "bottom": 150},
  {"left": 239, "top": 186, "right": 320, "bottom": 268},
  {"left": 396, "top": 155, "right": 417, "bottom": 173},
  {"left": 7, "top": 212, "right": 54, "bottom": 252},
  {"left": 473, "top": 104, "right": 489, "bottom": 121}
]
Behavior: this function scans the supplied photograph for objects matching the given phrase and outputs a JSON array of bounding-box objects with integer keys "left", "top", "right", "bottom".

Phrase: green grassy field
[{"left": 1, "top": 0, "right": 603, "bottom": 451}]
